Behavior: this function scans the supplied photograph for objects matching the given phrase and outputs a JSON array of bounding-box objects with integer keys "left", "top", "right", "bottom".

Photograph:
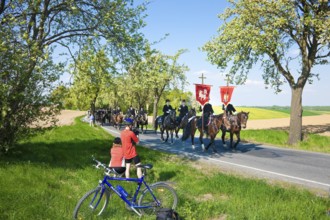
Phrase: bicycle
[{"left": 73, "top": 158, "right": 178, "bottom": 219}]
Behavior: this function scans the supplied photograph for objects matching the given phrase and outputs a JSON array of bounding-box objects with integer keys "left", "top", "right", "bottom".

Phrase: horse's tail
[{"left": 181, "top": 119, "right": 192, "bottom": 141}]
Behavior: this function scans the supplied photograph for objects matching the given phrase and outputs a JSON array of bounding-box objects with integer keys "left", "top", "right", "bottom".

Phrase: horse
[
  {"left": 182, "top": 114, "right": 223, "bottom": 153},
  {"left": 135, "top": 113, "right": 148, "bottom": 134},
  {"left": 111, "top": 113, "right": 124, "bottom": 129},
  {"left": 157, "top": 110, "right": 177, "bottom": 144},
  {"left": 221, "top": 111, "right": 249, "bottom": 151},
  {"left": 174, "top": 108, "right": 196, "bottom": 139}
]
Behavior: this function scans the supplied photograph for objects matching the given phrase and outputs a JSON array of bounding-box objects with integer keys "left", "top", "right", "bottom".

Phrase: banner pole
[{"left": 201, "top": 106, "right": 204, "bottom": 137}]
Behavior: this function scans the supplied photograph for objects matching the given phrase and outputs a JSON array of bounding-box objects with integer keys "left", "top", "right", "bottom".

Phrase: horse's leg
[
  {"left": 165, "top": 129, "right": 169, "bottom": 142},
  {"left": 230, "top": 132, "right": 234, "bottom": 151},
  {"left": 191, "top": 127, "right": 196, "bottom": 149},
  {"left": 160, "top": 127, "right": 165, "bottom": 142},
  {"left": 170, "top": 129, "right": 174, "bottom": 144},
  {"left": 234, "top": 131, "right": 240, "bottom": 150},
  {"left": 205, "top": 136, "right": 211, "bottom": 152},
  {"left": 221, "top": 128, "right": 227, "bottom": 146},
  {"left": 199, "top": 129, "right": 204, "bottom": 151}
]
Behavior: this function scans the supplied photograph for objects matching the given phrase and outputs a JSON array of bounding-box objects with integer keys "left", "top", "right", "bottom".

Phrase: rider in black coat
[
  {"left": 222, "top": 103, "right": 236, "bottom": 130},
  {"left": 127, "top": 106, "right": 136, "bottom": 117},
  {"left": 138, "top": 107, "right": 146, "bottom": 115},
  {"left": 223, "top": 103, "right": 236, "bottom": 115},
  {"left": 162, "top": 99, "right": 173, "bottom": 123},
  {"left": 200, "top": 102, "right": 214, "bottom": 132},
  {"left": 177, "top": 100, "right": 188, "bottom": 123}
]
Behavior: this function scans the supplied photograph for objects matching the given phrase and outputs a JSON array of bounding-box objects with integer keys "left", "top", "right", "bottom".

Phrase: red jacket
[
  {"left": 109, "top": 144, "right": 124, "bottom": 167},
  {"left": 120, "top": 128, "right": 139, "bottom": 159}
]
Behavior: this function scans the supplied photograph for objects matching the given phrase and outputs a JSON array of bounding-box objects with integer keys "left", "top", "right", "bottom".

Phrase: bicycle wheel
[
  {"left": 73, "top": 186, "right": 110, "bottom": 219},
  {"left": 138, "top": 183, "right": 178, "bottom": 216}
]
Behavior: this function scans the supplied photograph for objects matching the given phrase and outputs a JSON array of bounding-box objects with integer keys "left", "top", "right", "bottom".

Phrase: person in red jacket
[
  {"left": 120, "top": 118, "right": 141, "bottom": 178},
  {"left": 108, "top": 137, "right": 126, "bottom": 175}
]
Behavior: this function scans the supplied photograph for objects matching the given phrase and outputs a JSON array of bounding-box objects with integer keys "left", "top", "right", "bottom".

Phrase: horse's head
[
  {"left": 238, "top": 111, "right": 249, "bottom": 129},
  {"left": 169, "top": 109, "right": 176, "bottom": 121},
  {"left": 188, "top": 108, "right": 196, "bottom": 117},
  {"left": 213, "top": 114, "right": 223, "bottom": 128}
]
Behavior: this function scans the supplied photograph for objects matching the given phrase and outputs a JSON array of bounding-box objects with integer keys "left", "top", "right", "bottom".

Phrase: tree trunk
[
  {"left": 288, "top": 87, "right": 303, "bottom": 145},
  {"left": 152, "top": 96, "right": 160, "bottom": 129}
]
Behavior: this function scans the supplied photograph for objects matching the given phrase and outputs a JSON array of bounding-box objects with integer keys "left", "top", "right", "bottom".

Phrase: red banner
[
  {"left": 220, "top": 86, "right": 235, "bottom": 105},
  {"left": 195, "top": 84, "right": 211, "bottom": 106}
]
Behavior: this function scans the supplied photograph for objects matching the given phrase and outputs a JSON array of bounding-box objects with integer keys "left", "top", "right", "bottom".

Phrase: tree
[
  {"left": 0, "top": 0, "right": 147, "bottom": 152},
  {"left": 143, "top": 48, "right": 189, "bottom": 126},
  {"left": 203, "top": 0, "right": 330, "bottom": 144},
  {"left": 70, "top": 47, "right": 115, "bottom": 113}
]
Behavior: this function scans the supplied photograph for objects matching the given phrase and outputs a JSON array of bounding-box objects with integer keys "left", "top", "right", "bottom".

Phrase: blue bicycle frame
[{"left": 92, "top": 174, "right": 160, "bottom": 216}]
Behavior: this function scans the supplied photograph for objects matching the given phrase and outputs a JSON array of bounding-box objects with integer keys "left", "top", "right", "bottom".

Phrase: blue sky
[{"left": 140, "top": 0, "right": 330, "bottom": 106}]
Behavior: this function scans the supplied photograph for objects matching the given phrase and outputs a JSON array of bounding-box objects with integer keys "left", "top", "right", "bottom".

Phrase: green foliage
[
  {"left": 202, "top": 0, "right": 330, "bottom": 144},
  {"left": 0, "top": 0, "right": 147, "bottom": 150},
  {"left": 0, "top": 119, "right": 329, "bottom": 219}
]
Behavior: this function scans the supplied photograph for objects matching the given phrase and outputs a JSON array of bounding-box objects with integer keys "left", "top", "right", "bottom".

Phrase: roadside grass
[
  {"left": 0, "top": 118, "right": 329, "bottom": 219},
  {"left": 240, "top": 130, "right": 330, "bottom": 153}
]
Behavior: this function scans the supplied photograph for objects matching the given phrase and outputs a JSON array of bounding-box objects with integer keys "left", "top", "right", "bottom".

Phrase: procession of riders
[{"left": 88, "top": 99, "right": 239, "bottom": 135}]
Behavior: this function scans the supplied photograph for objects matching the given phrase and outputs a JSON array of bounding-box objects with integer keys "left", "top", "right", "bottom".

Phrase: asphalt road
[{"left": 101, "top": 124, "right": 330, "bottom": 195}]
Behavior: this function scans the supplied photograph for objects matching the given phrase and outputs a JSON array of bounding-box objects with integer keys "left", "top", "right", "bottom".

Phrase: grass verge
[{"left": 0, "top": 118, "right": 329, "bottom": 219}]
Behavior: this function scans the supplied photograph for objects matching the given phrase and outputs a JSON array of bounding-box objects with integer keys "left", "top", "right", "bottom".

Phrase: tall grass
[{"left": 0, "top": 118, "right": 329, "bottom": 219}]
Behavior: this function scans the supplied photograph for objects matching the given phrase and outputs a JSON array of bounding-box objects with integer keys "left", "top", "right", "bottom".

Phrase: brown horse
[
  {"left": 135, "top": 113, "right": 148, "bottom": 134},
  {"left": 175, "top": 108, "right": 196, "bottom": 139},
  {"left": 221, "top": 111, "right": 249, "bottom": 151},
  {"left": 111, "top": 113, "right": 124, "bottom": 129},
  {"left": 182, "top": 114, "right": 223, "bottom": 153}
]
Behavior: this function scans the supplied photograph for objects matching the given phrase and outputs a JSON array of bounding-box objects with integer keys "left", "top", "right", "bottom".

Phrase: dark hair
[
  {"left": 166, "top": 99, "right": 170, "bottom": 102},
  {"left": 113, "top": 137, "right": 121, "bottom": 144}
]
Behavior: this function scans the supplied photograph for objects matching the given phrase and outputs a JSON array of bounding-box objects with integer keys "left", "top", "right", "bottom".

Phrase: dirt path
[
  {"left": 55, "top": 110, "right": 86, "bottom": 126},
  {"left": 56, "top": 111, "right": 330, "bottom": 136}
]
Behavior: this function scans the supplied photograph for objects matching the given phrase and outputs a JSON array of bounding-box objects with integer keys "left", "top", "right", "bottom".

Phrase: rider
[
  {"left": 222, "top": 103, "right": 236, "bottom": 130},
  {"left": 127, "top": 106, "right": 136, "bottom": 118},
  {"left": 113, "top": 106, "right": 121, "bottom": 115},
  {"left": 138, "top": 107, "right": 146, "bottom": 115},
  {"left": 162, "top": 99, "right": 173, "bottom": 124},
  {"left": 177, "top": 99, "right": 188, "bottom": 124},
  {"left": 202, "top": 101, "right": 214, "bottom": 132}
]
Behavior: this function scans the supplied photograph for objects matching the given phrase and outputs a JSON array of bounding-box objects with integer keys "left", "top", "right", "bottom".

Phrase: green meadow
[{"left": 0, "top": 117, "right": 329, "bottom": 219}]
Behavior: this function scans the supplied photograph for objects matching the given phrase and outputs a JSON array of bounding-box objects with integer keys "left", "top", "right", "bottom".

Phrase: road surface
[{"left": 102, "top": 124, "right": 330, "bottom": 196}]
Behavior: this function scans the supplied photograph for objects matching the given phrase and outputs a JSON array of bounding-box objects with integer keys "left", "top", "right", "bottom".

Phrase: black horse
[
  {"left": 155, "top": 110, "right": 177, "bottom": 144},
  {"left": 135, "top": 113, "right": 148, "bottom": 134},
  {"left": 221, "top": 111, "right": 249, "bottom": 151},
  {"left": 174, "top": 108, "right": 196, "bottom": 139}
]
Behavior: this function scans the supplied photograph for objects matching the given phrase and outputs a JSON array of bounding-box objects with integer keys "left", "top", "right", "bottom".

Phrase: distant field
[{"left": 210, "top": 106, "right": 330, "bottom": 120}]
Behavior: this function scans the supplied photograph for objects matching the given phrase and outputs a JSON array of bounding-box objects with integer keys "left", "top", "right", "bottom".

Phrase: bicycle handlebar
[{"left": 92, "top": 158, "right": 116, "bottom": 176}]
